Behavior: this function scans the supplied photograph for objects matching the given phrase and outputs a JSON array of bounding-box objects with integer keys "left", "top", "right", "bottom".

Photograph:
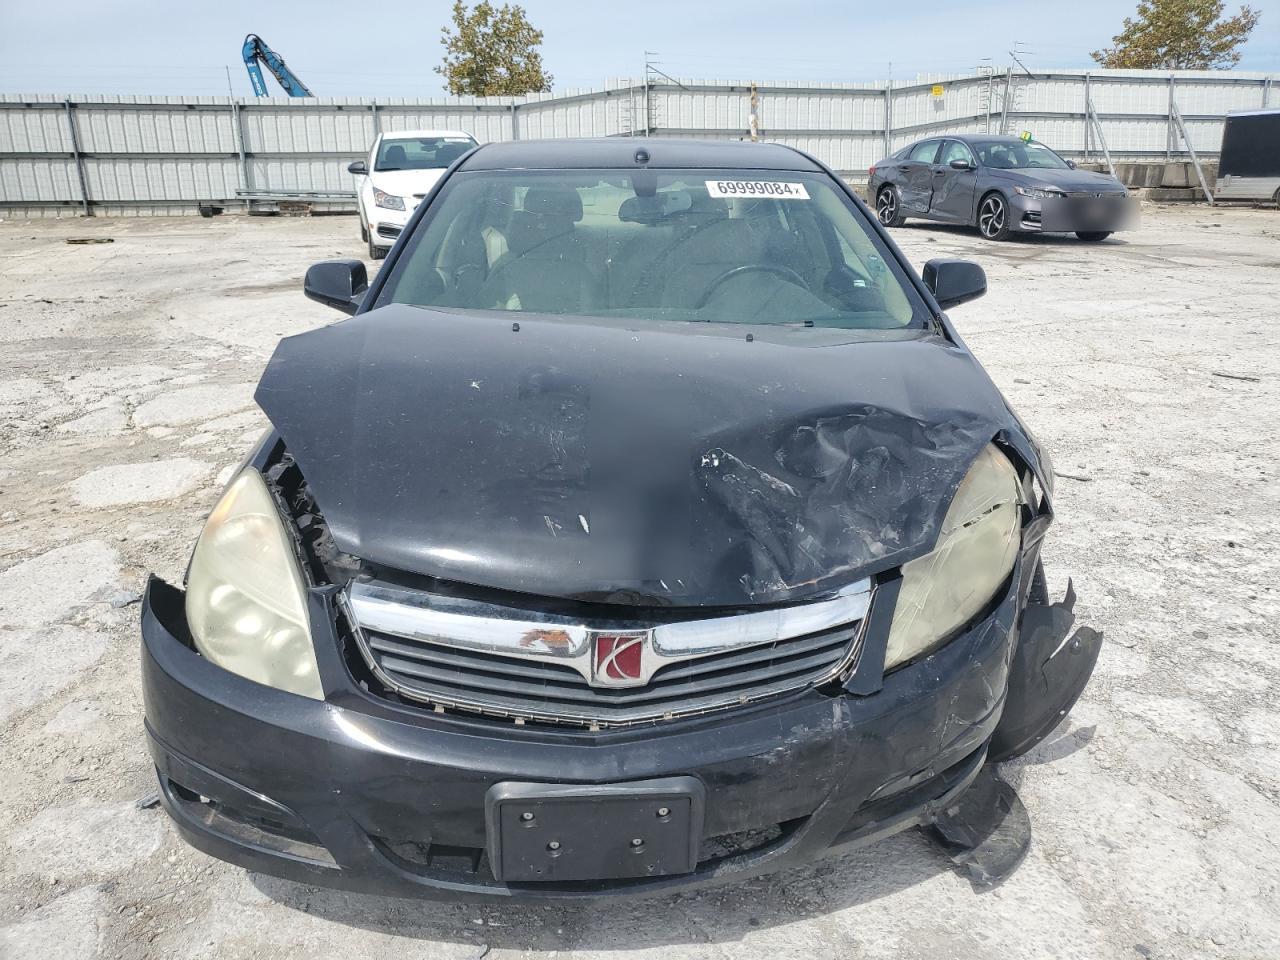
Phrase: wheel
[
  {"left": 876, "top": 186, "right": 905, "bottom": 227},
  {"left": 360, "top": 218, "right": 369, "bottom": 243},
  {"left": 1076, "top": 231, "right": 1112, "bottom": 242},
  {"left": 369, "top": 235, "right": 388, "bottom": 261},
  {"left": 977, "top": 192, "right": 1012, "bottom": 241}
]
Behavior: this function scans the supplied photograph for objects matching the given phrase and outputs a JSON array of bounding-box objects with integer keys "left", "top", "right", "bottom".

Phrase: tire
[
  {"left": 876, "top": 186, "right": 906, "bottom": 227},
  {"left": 977, "top": 192, "right": 1013, "bottom": 241},
  {"left": 1076, "top": 231, "right": 1111, "bottom": 242},
  {"left": 369, "top": 235, "right": 388, "bottom": 261}
]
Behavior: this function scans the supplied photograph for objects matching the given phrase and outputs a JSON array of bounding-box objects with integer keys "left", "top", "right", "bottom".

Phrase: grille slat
[
  {"left": 359, "top": 616, "right": 864, "bottom": 726},
  {"left": 374, "top": 632, "right": 854, "bottom": 707}
]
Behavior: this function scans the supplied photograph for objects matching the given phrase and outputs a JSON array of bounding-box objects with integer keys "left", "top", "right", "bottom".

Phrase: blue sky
[{"left": 1, "top": 0, "right": 1276, "bottom": 96}]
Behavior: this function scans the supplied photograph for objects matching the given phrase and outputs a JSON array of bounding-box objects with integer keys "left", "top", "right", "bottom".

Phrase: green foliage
[
  {"left": 436, "top": 1, "right": 553, "bottom": 96},
  {"left": 1092, "top": 0, "right": 1261, "bottom": 69}
]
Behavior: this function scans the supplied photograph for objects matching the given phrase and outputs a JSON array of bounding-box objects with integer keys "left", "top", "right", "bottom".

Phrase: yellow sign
[
  {"left": 930, "top": 84, "right": 945, "bottom": 97},
  {"left": 1019, "top": 130, "right": 1033, "bottom": 141}
]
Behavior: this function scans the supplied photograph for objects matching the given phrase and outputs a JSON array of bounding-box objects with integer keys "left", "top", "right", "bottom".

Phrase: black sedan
[
  {"left": 141, "top": 138, "right": 1101, "bottom": 900},
  {"left": 869, "top": 135, "right": 1133, "bottom": 241}
]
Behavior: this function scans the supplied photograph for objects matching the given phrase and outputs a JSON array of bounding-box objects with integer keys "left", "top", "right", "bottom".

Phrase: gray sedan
[{"left": 868, "top": 135, "right": 1133, "bottom": 241}]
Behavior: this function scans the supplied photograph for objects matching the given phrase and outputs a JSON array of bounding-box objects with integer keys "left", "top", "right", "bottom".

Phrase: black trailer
[{"left": 1214, "top": 108, "right": 1280, "bottom": 203}]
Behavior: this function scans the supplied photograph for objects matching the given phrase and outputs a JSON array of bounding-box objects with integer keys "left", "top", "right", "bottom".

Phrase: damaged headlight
[
  {"left": 184, "top": 470, "right": 323, "bottom": 699},
  {"left": 373, "top": 188, "right": 405, "bottom": 211},
  {"left": 884, "top": 444, "right": 1021, "bottom": 671}
]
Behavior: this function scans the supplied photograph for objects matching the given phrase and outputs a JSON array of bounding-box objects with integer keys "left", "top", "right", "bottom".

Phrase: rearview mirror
[
  {"left": 923, "top": 258, "right": 986, "bottom": 310},
  {"left": 304, "top": 259, "right": 368, "bottom": 315},
  {"left": 1066, "top": 159, "right": 1077, "bottom": 169},
  {"left": 347, "top": 160, "right": 368, "bottom": 175},
  {"left": 949, "top": 158, "right": 973, "bottom": 170}
]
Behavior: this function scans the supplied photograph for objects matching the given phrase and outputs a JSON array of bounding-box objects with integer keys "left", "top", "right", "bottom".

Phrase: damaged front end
[
  {"left": 139, "top": 375, "right": 1099, "bottom": 897},
  {"left": 142, "top": 222, "right": 1100, "bottom": 897}
]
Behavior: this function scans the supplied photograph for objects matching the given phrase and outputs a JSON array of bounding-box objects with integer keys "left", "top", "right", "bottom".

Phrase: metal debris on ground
[
  {"left": 135, "top": 792, "right": 161, "bottom": 810},
  {"left": 65, "top": 237, "right": 114, "bottom": 244}
]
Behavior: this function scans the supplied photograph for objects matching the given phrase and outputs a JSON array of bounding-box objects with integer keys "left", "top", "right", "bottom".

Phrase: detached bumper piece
[{"left": 988, "top": 580, "right": 1102, "bottom": 764}]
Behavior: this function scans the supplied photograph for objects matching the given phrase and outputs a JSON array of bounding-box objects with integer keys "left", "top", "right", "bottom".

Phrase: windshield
[
  {"left": 375, "top": 136, "right": 475, "bottom": 172},
  {"left": 376, "top": 169, "right": 925, "bottom": 329},
  {"left": 974, "top": 140, "right": 1070, "bottom": 171}
]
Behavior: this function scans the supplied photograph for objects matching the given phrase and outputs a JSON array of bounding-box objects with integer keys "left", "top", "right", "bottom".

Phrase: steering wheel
[{"left": 695, "top": 264, "right": 809, "bottom": 308}]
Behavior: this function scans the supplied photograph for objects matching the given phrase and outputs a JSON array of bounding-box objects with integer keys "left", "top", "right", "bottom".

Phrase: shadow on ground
[{"left": 250, "top": 828, "right": 961, "bottom": 950}]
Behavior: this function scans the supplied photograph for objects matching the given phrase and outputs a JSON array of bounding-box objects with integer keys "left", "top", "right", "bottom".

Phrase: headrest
[
  {"left": 435, "top": 142, "right": 470, "bottom": 166},
  {"left": 383, "top": 144, "right": 407, "bottom": 166},
  {"left": 522, "top": 185, "right": 583, "bottom": 222}
]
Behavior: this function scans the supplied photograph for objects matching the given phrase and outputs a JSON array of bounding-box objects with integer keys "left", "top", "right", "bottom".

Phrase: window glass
[
  {"left": 376, "top": 169, "right": 928, "bottom": 330},
  {"left": 908, "top": 140, "right": 940, "bottom": 162},
  {"left": 973, "top": 140, "right": 1070, "bottom": 170},
  {"left": 375, "top": 136, "right": 476, "bottom": 172},
  {"left": 939, "top": 141, "right": 975, "bottom": 166}
]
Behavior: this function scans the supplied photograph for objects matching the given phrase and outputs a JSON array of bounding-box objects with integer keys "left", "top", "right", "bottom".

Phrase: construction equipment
[{"left": 241, "top": 34, "right": 314, "bottom": 97}]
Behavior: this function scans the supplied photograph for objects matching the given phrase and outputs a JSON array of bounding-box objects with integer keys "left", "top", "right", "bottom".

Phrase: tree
[
  {"left": 1092, "top": 0, "right": 1261, "bottom": 69},
  {"left": 436, "top": 1, "right": 552, "bottom": 96}
]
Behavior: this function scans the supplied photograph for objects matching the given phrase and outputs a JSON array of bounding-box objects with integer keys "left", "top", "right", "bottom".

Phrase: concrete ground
[{"left": 1, "top": 203, "right": 1278, "bottom": 960}]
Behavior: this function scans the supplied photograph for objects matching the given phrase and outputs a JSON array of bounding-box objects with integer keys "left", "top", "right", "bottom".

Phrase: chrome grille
[{"left": 346, "top": 578, "right": 870, "bottom": 727}]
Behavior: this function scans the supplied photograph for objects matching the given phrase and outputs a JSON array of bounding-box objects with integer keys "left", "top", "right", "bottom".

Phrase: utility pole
[
  {"left": 1002, "top": 42, "right": 1035, "bottom": 136},
  {"left": 642, "top": 52, "right": 653, "bottom": 137},
  {"left": 641, "top": 52, "right": 689, "bottom": 138}
]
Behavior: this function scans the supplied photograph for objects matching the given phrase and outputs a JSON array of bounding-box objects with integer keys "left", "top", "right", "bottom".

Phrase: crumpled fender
[{"left": 988, "top": 580, "right": 1103, "bottom": 763}]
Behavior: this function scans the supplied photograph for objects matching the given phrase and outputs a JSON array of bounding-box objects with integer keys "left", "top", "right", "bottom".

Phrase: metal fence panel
[{"left": 2, "top": 69, "right": 1272, "bottom": 216}]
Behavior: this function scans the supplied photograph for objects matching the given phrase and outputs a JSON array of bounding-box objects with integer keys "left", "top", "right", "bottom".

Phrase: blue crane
[{"left": 241, "top": 34, "right": 315, "bottom": 97}]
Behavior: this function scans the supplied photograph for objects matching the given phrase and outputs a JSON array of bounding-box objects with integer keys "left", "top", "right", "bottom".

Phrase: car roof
[
  {"left": 379, "top": 129, "right": 475, "bottom": 141},
  {"left": 459, "top": 137, "right": 822, "bottom": 171},
  {"left": 947, "top": 134, "right": 1036, "bottom": 145}
]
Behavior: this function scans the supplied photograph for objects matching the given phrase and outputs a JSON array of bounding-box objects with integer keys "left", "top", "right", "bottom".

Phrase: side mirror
[
  {"left": 304, "top": 259, "right": 368, "bottom": 315},
  {"left": 949, "top": 158, "right": 973, "bottom": 170},
  {"left": 923, "top": 258, "right": 986, "bottom": 310},
  {"left": 1066, "top": 159, "right": 1077, "bottom": 169},
  {"left": 347, "top": 160, "right": 368, "bottom": 175}
]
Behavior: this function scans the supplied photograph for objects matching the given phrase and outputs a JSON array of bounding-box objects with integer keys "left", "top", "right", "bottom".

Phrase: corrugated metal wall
[{"left": 2, "top": 69, "right": 1273, "bottom": 217}]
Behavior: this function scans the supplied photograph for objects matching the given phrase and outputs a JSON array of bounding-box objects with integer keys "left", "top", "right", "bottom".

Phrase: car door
[
  {"left": 929, "top": 140, "right": 980, "bottom": 222},
  {"left": 898, "top": 139, "right": 942, "bottom": 215}
]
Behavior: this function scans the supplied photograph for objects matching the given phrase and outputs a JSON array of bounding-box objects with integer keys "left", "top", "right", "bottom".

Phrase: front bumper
[
  {"left": 1007, "top": 191, "right": 1136, "bottom": 234},
  {"left": 368, "top": 204, "right": 412, "bottom": 245},
  {"left": 141, "top": 568, "right": 1024, "bottom": 901}
]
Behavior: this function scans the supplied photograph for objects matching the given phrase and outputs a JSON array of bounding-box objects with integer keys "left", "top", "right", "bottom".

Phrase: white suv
[{"left": 348, "top": 130, "right": 477, "bottom": 259}]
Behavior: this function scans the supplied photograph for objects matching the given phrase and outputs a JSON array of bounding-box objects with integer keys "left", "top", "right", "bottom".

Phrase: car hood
[
  {"left": 990, "top": 167, "right": 1126, "bottom": 193},
  {"left": 256, "top": 305, "right": 1040, "bottom": 607},
  {"left": 369, "top": 168, "right": 447, "bottom": 199}
]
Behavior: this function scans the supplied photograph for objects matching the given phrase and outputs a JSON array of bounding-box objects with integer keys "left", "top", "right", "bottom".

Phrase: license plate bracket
[{"left": 485, "top": 777, "right": 705, "bottom": 883}]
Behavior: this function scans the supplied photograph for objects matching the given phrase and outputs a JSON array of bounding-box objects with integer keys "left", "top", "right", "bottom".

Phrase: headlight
[
  {"left": 373, "top": 188, "right": 405, "bottom": 211},
  {"left": 185, "top": 470, "right": 323, "bottom": 699},
  {"left": 884, "top": 445, "right": 1021, "bottom": 671},
  {"left": 1014, "top": 186, "right": 1064, "bottom": 200}
]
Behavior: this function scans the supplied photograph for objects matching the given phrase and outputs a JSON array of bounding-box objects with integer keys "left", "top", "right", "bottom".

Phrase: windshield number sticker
[{"left": 706, "top": 180, "right": 809, "bottom": 199}]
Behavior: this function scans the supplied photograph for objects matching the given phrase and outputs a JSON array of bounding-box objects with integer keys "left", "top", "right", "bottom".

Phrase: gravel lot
[{"left": 1, "top": 203, "right": 1278, "bottom": 960}]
